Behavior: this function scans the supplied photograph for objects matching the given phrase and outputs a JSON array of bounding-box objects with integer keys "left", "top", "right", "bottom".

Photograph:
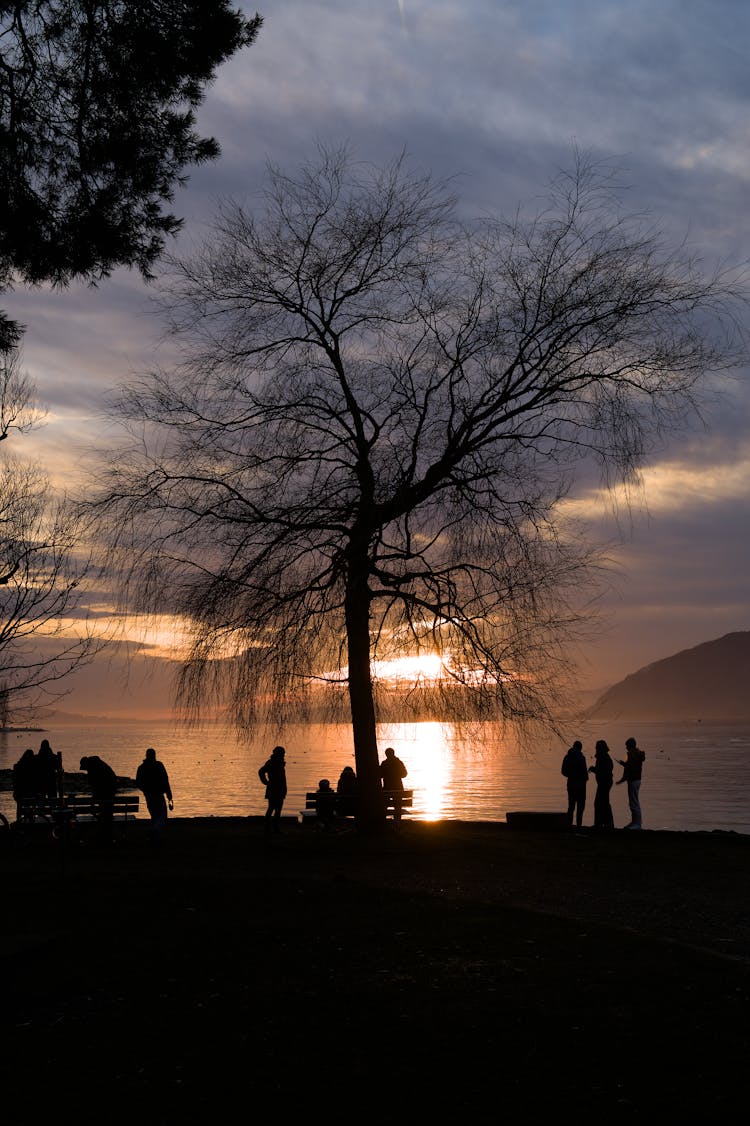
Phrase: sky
[{"left": 3, "top": 0, "right": 750, "bottom": 715}]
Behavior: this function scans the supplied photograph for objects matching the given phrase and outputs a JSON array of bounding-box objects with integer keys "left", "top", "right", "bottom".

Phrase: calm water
[{"left": 1, "top": 718, "right": 748, "bottom": 834}]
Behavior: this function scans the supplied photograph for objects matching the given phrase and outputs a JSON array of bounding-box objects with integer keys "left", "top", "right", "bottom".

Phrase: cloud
[{"left": 5, "top": 0, "right": 750, "bottom": 702}]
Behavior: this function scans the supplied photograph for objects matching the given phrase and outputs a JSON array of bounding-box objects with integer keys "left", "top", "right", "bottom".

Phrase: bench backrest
[
  {"left": 17, "top": 793, "right": 140, "bottom": 822},
  {"left": 65, "top": 794, "right": 140, "bottom": 818}
]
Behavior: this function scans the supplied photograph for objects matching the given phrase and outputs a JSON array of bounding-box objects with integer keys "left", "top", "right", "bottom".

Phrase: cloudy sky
[{"left": 4, "top": 0, "right": 750, "bottom": 712}]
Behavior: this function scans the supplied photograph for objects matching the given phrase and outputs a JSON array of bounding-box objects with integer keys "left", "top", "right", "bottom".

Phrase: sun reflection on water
[{"left": 378, "top": 721, "right": 462, "bottom": 821}]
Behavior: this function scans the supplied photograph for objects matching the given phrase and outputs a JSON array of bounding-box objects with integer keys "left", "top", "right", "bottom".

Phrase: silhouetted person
[
  {"left": 80, "top": 754, "right": 118, "bottom": 844},
  {"left": 589, "top": 739, "right": 614, "bottom": 830},
  {"left": 336, "top": 765, "right": 358, "bottom": 818},
  {"left": 617, "top": 737, "right": 646, "bottom": 829},
  {"left": 36, "top": 739, "right": 60, "bottom": 799},
  {"left": 136, "top": 747, "right": 173, "bottom": 844},
  {"left": 12, "top": 748, "right": 37, "bottom": 818},
  {"left": 258, "top": 745, "right": 287, "bottom": 835},
  {"left": 314, "top": 778, "right": 336, "bottom": 830},
  {"left": 379, "top": 746, "right": 407, "bottom": 822},
  {"left": 561, "top": 740, "right": 588, "bottom": 828}
]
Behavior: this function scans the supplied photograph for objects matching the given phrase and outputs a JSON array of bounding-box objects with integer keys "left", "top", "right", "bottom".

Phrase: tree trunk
[{"left": 344, "top": 558, "right": 384, "bottom": 831}]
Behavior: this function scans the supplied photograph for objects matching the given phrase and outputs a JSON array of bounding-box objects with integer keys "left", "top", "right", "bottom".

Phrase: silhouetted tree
[
  {"left": 91, "top": 148, "right": 742, "bottom": 827},
  {"left": 0, "top": 347, "right": 95, "bottom": 720},
  {"left": 0, "top": 1, "right": 262, "bottom": 348}
]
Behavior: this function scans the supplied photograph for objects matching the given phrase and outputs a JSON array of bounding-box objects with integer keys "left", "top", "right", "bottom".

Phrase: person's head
[
  {"left": 271, "top": 745, "right": 285, "bottom": 759},
  {"left": 572, "top": 740, "right": 583, "bottom": 752},
  {"left": 318, "top": 778, "right": 331, "bottom": 790},
  {"left": 384, "top": 747, "right": 395, "bottom": 759},
  {"left": 625, "top": 737, "right": 637, "bottom": 752},
  {"left": 145, "top": 748, "right": 156, "bottom": 762},
  {"left": 39, "top": 739, "right": 52, "bottom": 754},
  {"left": 79, "top": 756, "right": 89, "bottom": 770},
  {"left": 595, "top": 740, "right": 610, "bottom": 755}
]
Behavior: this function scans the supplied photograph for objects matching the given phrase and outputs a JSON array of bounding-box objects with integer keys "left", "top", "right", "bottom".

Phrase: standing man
[
  {"left": 617, "top": 737, "right": 646, "bottom": 829},
  {"left": 379, "top": 746, "right": 408, "bottom": 822},
  {"left": 561, "top": 739, "right": 588, "bottom": 829},
  {"left": 258, "top": 745, "right": 287, "bottom": 835},
  {"left": 79, "top": 755, "right": 118, "bottom": 844},
  {"left": 136, "top": 747, "right": 174, "bottom": 844}
]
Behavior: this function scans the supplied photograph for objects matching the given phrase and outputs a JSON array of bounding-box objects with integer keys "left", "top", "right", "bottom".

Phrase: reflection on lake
[{"left": 1, "top": 718, "right": 748, "bottom": 834}]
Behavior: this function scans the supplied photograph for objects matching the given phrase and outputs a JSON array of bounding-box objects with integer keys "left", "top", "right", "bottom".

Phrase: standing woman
[
  {"left": 589, "top": 740, "right": 614, "bottom": 830},
  {"left": 258, "top": 745, "right": 287, "bottom": 835}
]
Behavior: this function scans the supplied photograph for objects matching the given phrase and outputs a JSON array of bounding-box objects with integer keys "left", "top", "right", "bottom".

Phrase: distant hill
[{"left": 586, "top": 632, "right": 750, "bottom": 721}]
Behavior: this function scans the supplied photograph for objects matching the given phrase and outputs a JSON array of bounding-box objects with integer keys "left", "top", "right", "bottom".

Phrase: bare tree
[
  {"left": 0, "top": 350, "right": 95, "bottom": 721},
  {"left": 91, "top": 148, "right": 742, "bottom": 825}
]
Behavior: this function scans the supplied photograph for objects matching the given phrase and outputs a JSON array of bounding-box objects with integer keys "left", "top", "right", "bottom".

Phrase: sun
[{"left": 372, "top": 653, "right": 447, "bottom": 682}]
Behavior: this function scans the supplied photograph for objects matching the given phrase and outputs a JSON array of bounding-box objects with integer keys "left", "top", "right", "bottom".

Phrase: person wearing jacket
[
  {"left": 136, "top": 747, "right": 174, "bottom": 842},
  {"left": 617, "top": 737, "right": 646, "bottom": 829},
  {"left": 561, "top": 740, "right": 588, "bottom": 828},
  {"left": 258, "top": 745, "right": 287, "bottom": 835}
]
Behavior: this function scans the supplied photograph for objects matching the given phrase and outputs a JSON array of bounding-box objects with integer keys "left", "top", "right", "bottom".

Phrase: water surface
[{"left": 1, "top": 718, "right": 748, "bottom": 833}]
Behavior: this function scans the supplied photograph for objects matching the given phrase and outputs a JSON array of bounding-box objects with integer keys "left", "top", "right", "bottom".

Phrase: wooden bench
[
  {"left": 64, "top": 793, "right": 140, "bottom": 826},
  {"left": 299, "top": 789, "right": 413, "bottom": 825},
  {"left": 15, "top": 792, "right": 140, "bottom": 836}
]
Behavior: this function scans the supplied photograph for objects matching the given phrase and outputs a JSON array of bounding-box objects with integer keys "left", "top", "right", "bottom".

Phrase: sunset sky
[{"left": 4, "top": 1, "right": 750, "bottom": 716}]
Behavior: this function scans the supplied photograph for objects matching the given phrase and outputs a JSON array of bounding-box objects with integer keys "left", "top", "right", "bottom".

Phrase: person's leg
[
  {"left": 566, "top": 787, "right": 576, "bottom": 827},
  {"left": 272, "top": 799, "right": 283, "bottom": 832},
  {"left": 629, "top": 780, "right": 642, "bottom": 828},
  {"left": 576, "top": 789, "right": 585, "bottom": 828}
]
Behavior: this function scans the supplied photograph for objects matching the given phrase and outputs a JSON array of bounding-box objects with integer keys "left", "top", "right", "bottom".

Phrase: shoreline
[{"left": 3, "top": 817, "right": 747, "bottom": 1119}]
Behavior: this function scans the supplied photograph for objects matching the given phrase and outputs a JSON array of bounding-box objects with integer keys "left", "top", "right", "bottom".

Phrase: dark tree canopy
[{"left": 0, "top": 1, "right": 261, "bottom": 347}]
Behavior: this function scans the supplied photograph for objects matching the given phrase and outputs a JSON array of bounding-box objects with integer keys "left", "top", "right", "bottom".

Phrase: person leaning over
[{"left": 79, "top": 755, "right": 118, "bottom": 844}]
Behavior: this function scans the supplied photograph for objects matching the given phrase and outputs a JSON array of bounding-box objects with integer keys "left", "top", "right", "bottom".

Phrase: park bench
[
  {"left": 15, "top": 792, "right": 140, "bottom": 836},
  {"left": 63, "top": 793, "right": 140, "bottom": 826},
  {"left": 299, "top": 789, "right": 413, "bottom": 825}
]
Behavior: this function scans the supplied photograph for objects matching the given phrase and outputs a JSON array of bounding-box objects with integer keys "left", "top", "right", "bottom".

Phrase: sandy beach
[{"left": 3, "top": 817, "right": 748, "bottom": 1122}]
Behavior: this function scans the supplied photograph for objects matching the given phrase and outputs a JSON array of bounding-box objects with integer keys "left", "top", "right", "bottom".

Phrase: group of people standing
[{"left": 561, "top": 737, "right": 646, "bottom": 831}]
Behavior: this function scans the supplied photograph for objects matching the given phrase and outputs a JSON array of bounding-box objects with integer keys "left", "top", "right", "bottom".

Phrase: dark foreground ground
[{"left": 2, "top": 817, "right": 748, "bottom": 1123}]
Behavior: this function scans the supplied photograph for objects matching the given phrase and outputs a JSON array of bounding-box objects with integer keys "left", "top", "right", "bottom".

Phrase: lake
[{"left": 1, "top": 717, "right": 748, "bottom": 833}]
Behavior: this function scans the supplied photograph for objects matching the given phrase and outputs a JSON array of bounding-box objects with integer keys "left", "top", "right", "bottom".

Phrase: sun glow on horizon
[{"left": 372, "top": 652, "right": 447, "bottom": 682}]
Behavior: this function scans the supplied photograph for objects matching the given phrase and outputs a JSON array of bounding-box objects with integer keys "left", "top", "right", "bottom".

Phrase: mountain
[{"left": 586, "top": 632, "right": 750, "bottom": 721}]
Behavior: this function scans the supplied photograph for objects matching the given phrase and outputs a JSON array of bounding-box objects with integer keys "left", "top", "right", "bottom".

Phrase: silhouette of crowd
[{"left": 561, "top": 736, "right": 646, "bottom": 830}]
